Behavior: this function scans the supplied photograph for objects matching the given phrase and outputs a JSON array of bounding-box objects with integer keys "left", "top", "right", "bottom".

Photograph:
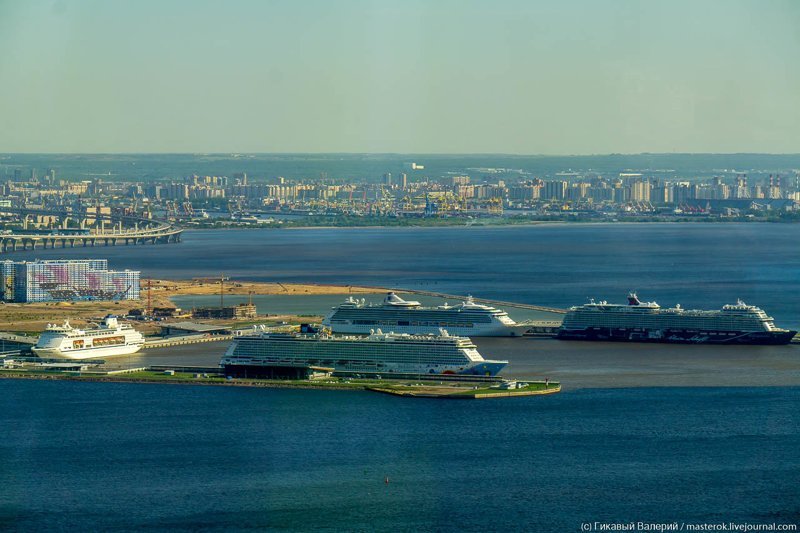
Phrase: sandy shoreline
[
  {"left": 151, "top": 279, "right": 377, "bottom": 299},
  {"left": 0, "top": 280, "right": 379, "bottom": 335}
]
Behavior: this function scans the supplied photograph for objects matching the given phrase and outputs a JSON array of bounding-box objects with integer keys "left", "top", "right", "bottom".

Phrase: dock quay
[
  {"left": 149, "top": 365, "right": 223, "bottom": 374},
  {"left": 0, "top": 366, "right": 556, "bottom": 399},
  {"left": 143, "top": 334, "right": 232, "bottom": 349},
  {"left": 520, "top": 320, "right": 562, "bottom": 336},
  {"left": 0, "top": 333, "right": 38, "bottom": 345},
  {"left": 332, "top": 370, "right": 503, "bottom": 383},
  {"left": 367, "top": 381, "right": 561, "bottom": 399}
]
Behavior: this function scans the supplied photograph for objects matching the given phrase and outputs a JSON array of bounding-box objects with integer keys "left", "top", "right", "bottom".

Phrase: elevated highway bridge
[{"left": 0, "top": 206, "right": 182, "bottom": 254}]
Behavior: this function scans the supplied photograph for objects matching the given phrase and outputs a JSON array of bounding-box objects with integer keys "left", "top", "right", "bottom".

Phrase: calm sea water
[
  {"left": 14, "top": 223, "right": 800, "bottom": 329},
  {"left": 1, "top": 380, "right": 798, "bottom": 532},
  {"left": 6, "top": 223, "right": 800, "bottom": 530}
]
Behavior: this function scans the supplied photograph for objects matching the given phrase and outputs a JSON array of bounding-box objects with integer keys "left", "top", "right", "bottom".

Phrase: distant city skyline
[{"left": 0, "top": 0, "right": 798, "bottom": 154}]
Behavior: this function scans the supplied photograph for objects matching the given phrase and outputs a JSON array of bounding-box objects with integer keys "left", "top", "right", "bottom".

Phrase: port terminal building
[{"left": 0, "top": 259, "right": 140, "bottom": 302}]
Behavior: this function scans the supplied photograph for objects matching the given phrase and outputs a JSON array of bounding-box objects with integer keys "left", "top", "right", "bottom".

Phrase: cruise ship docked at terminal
[
  {"left": 221, "top": 326, "right": 508, "bottom": 377},
  {"left": 32, "top": 315, "right": 145, "bottom": 359},
  {"left": 322, "top": 292, "right": 523, "bottom": 337},
  {"left": 557, "top": 293, "right": 796, "bottom": 345}
]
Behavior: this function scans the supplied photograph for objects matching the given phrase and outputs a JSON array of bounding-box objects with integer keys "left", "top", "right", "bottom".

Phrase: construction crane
[
  {"left": 192, "top": 274, "right": 231, "bottom": 309},
  {"left": 164, "top": 200, "right": 178, "bottom": 220}
]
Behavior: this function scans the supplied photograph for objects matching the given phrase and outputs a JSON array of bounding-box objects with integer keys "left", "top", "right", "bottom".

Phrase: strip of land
[
  {"left": 0, "top": 370, "right": 559, "bottom": 399},
  {"left": 0, "top": 280, "right": 377, "bottom": 336}
]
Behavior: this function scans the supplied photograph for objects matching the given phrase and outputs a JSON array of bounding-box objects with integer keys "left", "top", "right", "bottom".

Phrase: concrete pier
[{"left": 387, "top": 288, "right": 568, "bottom": 314}]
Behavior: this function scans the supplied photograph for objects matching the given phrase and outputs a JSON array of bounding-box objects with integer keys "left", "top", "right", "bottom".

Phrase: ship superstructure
[
  {"left": 323, "top": 292, "right": 521, "bottom": 336},
  {"left": 221, "top": 327, "right": 508, "bottom": 376},
  {"left": 32, "top": 315, "right": 145, "bottom": 359},
  {"left": 557, "top": 293, "right": 796, "bottom": 345}
]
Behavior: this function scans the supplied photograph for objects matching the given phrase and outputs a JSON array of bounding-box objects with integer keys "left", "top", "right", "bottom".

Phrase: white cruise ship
[
  {"left": 557, "top": 293, "right": 796, "bottom": 345},
  {"left": 322, "top": 292, "right": 522, "bottom": 337},
  {"left": 221, "top": 326, "right": 508, "bottom": 377},
  {"left": 32, "top": 315, "right": 145, "bottom": 359}
]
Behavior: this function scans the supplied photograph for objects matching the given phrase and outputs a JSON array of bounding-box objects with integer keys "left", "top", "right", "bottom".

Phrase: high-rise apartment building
[{"left": 2, "top": 259, "right": 140, "bottom": 303}]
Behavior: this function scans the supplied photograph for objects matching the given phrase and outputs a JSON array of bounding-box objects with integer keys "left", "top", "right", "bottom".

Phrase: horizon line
[{"left": 2, "top": 151, "right": 800, "bottom": 157}]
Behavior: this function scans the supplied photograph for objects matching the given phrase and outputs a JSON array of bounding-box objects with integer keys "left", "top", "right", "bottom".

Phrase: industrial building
[
  {"left": 192, "top": 303, "right": 257, "bottom": 319},
  {"left": 0, "top": 259, "right": 140, "bottom": 302}
]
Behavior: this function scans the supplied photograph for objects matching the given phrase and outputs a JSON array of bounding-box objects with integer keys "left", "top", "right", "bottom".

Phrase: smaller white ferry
[{"left": 32, "top": 315, "right": 145, "bottom": 359}]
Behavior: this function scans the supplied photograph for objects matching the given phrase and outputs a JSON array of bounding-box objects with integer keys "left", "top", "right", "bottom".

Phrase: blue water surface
[
  {"left": 13, "top": 223, "right": 800, "bottom": 329},
  {"left": 1, "top": 380, "right": 798, "bottom": 532}
]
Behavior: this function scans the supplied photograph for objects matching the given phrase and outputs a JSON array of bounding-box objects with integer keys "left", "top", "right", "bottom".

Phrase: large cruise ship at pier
[
  {"left": 32, "top": 315, "right": 145, "bottom": 359},
  {"left": 322, "top": 292, "right": 522, "bottom": 336},
  {"left": 557, "top": 293, "right": 796, "bottom": 345},
  {"left": 221, "top": 327, "right": 508, "bottom": 376}
]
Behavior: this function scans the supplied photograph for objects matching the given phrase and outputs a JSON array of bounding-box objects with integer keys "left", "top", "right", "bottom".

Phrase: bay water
[{"left": 4, "top": 223, "right": 800, "bottom": 530}]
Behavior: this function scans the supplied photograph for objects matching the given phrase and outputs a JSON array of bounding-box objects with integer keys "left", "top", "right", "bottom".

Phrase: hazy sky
[{"left": 0, "top": 0, "right": 798, "bottom": 154}]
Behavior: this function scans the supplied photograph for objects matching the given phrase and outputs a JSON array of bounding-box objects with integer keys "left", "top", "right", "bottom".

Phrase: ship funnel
[{"left": 627, "top": 293, "right": 641, "bottom": 306}]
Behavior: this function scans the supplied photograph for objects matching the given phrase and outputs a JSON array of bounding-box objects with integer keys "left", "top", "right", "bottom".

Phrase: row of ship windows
[
  {"left": 580, "top": 327, "right": 754, "bottom": 336},
  {"left": 230, "top": 358, "right": 465, "bottom": 367},
  {"left": 68, "top": 331, "right": 130, "bottom": 337},
  {"left": 233, "top": 353, "right": 467, "bottom": 365},
  {"left": 571, "top": 313, "right": 764, "bottom": 321},
  {"left": 349, "top": 320, "right": 476, "bottom": 327},
  {"left": 565, "top": 318, "right": 766, "bottom": 327},
  {"left": 239, "top": 344, "right": 467, "bottom": 355},
  {"left": 337, "top": 313, "right": 492, "bottom": 323},
  {"left": 255, "top": 339, "right": 473, "bottom": 348},
  {"left": 71, "top": 336, "right": 125, "bottom": 349}
]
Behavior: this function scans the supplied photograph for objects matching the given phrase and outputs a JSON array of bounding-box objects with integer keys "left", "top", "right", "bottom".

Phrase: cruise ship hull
[
  {"left": 223, "top": 360, "right": 507, "bottom": 378},
  {"left": 31, "top": 343, "right": 143, "bottom": 359},
  {"left": 556, "top": 327, "right": 797, "bottom": 345},
  {"left": 323, "top": 292, "right": 522, "bottom": 337}
]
